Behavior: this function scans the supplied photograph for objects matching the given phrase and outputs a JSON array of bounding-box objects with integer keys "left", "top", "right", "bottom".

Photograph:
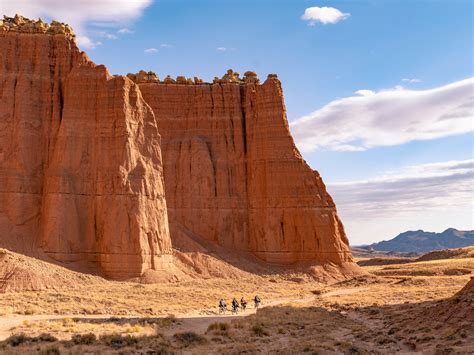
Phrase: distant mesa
[{"left": 359, "top": 228, "right": 474, "bottom": 253}]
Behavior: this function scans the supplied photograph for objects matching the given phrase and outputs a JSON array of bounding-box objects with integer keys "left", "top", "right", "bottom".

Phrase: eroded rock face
[
  {"left": 138, "top": 75, "right": 353, "bottom": 265},
  {"left": 0, "top": 28, "right": 172, "bottom": 279},
  {"left": 0, "top": 16, "right": 353, "bottom": 280}
]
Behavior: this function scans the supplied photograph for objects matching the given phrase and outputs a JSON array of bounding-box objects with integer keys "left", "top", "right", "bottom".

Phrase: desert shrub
[
  {"left": 71, "top": 333, "right": 96, "bottom": 345},
  {"left": 7, "top": 334, "right": 32, "bottom": 346},
  {"left": 207, "top": 322, "right": 229, "bottom": 332},
  {"left": 231, "top": 320, "right": 244, "bottom": 329},
  {"left": 162, "top": 314, "right": 177, "bottom": 326},
  {"left": 7, "top": 333, "right": 58, "bottom": 347},
  {"left": 61, "top": 318, "right": 75, "bottom": 327},
  {"left": 22, "top": 307, "right": 36, "bottom": 315},
  {"left": 37, "top": 333, "right": 58, "bottom": 342},
  {"left": 100, "top": 334, "right": 138, "bottom": 349},
  {"left": 45, "top": 346, "right": 61, "bottom": 355},
  {"left": 207, "top": 322, "right": 230, "bottom": 337},
  {"left": 251, "top": 324, "right": 269, "bottom": 337},
  {"left": 125, "top": 324, "right": 142, "bottom": 333},
  {"left": 173, "top": 332, "right": 207, "bottom": 347}
]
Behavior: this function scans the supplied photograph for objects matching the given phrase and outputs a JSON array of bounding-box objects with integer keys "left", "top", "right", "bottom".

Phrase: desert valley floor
[{"left": 0, "top": 247, "right": 472, "bottom": 354}]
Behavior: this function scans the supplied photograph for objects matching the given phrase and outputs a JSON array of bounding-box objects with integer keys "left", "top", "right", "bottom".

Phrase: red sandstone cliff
[
  {"left": 0, "top": 15, "right": 354, "bottom": 281},
  {"left": 138, "top": 75, "right": 352, "bottom": 266},
  {"left": 0, "top": 18, "right": 173, "bottom": 279}
]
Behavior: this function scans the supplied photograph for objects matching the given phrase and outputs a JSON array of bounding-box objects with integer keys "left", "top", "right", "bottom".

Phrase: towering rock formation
[
  {"left": 137, "top": 71, "right": 352, "bottom": 266},
  {"left": 0, "top": 15, "right": 173, "bottom": 279},
  {"left": 0, "top": 15, "right": 353, "bottom": 281}
]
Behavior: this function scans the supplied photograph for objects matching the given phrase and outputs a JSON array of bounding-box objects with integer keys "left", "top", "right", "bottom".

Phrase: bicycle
[
  {"left": 219, "top": 305, "right": 227, "bottom": 315},
  {"left": 231, "top": 305, "right": 239, "bottom": 315}
]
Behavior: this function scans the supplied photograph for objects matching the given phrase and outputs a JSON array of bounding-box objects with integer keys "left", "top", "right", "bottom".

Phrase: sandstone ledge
[
  {"left": 0, "top": 14, "right": 74, "bottom": 39},
  {"left": 126, "top": 69, "right": 278, "bottom": 85}
]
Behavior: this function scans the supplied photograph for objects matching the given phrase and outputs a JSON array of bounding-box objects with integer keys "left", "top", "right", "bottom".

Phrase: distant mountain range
[{"left": 359, "top": 228, "right": 474, "bottom": 253}]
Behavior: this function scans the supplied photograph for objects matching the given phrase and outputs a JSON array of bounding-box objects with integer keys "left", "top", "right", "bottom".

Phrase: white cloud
[
  {"left": 402, "top": 78, "right": 422, "bottom": 83},
  {"left": 144, "top": 48, "right": 158, "bottom": 54},
  {"left": 160, "top": 43, "right": 173, "bottom": 48},
  {"left": 290, "top": 78, "right": 474, "bottom": 152},
  {"left": 97, "top": 32, "right": 118, "bottom": 40},
  {"left": 216, "top": 47, "right": 227, "bottom": 52},
  {"left": 76, "top": 37, "right": 102, "bottom": 49},
  {"left": 328, "top": 160, "right": 474, "bottom": 245},
  {"left": 355, "top": 89, "right": 375, "bottom": 97},
  {"left": 118, "top": 28, "right": 134, "bottom": 34},
  {"left": 1, "top": 0, "right": 153, "bottom": 49},
  {"left": 301, "top": 6, "right": 350, "bottom": 25}
]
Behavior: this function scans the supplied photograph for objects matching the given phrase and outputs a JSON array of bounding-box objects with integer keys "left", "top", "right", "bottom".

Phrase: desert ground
[{"left": 0, "top": 248, "right": 473, "bottom": 354}]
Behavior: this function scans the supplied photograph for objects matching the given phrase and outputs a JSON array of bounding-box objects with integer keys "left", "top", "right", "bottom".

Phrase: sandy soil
[{"left": 0, "top": 252, "right": 472, "bottom": 353}]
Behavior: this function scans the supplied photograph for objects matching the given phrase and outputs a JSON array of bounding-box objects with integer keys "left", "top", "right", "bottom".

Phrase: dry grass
[
  {"left": 0, "top": 254, "right": 472, "bottom": 353},
  {"left": 11, "top": 317, "right": 155, "bottom": 340},
  {"left": 0, "top": 276, "right": 314, "bottom": 317}
]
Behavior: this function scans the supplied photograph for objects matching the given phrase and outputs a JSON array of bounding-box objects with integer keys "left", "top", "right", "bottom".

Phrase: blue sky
[{"left": 2, "top": 0, "right": 473, "bottom": 244}]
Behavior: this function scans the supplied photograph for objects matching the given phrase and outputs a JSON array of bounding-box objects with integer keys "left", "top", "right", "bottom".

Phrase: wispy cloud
[
  {"left": 402, "top": 78, "right": 422, "bottom": 83},
  {"left": 301, "top": 6, "right": 350, "bottom": 25},
  {"left": 290, "top": 78, "right": 474, "bottom": 152},
  {"left": 97, "top": 31, "right": 118, "bottom": 40},
  {"left": 330, "top": 159, "right": 474, "bottom": 216},
  {"left": 1, "top": 0, "right": 153, "bottom": 49},
  {"left": 354, "top": 89, "right": 375, "bottom": 97},
  {"left": 160, "top": 43, "right": 173, "bottom": 48},
  {"left": 216, "top": 47, "right": 227, "bottom": 52},
  {"left": 118, "top": 28, "right": 134, "bottom": 34},
  {"left": 144, "top": 48, "right": 158, "bottom": 54},
  {"left": 328, "top": 160, "right": 474, "bottom": 244}
]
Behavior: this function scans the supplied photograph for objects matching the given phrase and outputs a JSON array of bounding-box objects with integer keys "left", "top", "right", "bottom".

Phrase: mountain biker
[
  {"left": 240, "top": 297, "right": 247, "bottom": 311},
  {"left": 232, "top": 297, "right": 239, "bottom": 312},
  {"left": 254, "top": 295, "right": 261, "bottom": 308},
  {"left": 219, "top": 298, "right": 226, "bottom": 311}
]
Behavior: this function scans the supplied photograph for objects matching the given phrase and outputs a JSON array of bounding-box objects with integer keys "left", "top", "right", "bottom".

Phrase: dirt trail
[
  {"left": 0, "top": 288, "right": 370, "bottom": 341},
  {"left": 0, "top": 295, "right": 317, "bottom": 341},
  {"left": 321, "top": 287, "right": 367, "bottom": 297},
  {"left": 0, "top": 288, "right": 368, "bottom": 341},
  {"left": 0, "top": 288, "right": 365, "bottom": 341}
]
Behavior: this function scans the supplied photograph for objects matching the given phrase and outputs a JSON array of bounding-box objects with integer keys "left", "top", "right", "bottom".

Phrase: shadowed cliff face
[
  {"left": 0, "top": 31, "right": 173, "bottom": 279},
  {"left": 138, "top": 77, "right": 352, "bottom": 265}
]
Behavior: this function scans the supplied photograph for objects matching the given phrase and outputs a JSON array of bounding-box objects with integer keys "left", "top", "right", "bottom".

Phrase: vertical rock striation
[
  {"left": 0, "top": 16, "right": 354, "bottom": 280},
  {"left": 244, "top": 77, "right": 351, "bottom": 264},
  {"left": 0, "top": 24, "right": 173, "bottom": 279},
  {"left": 138, "top": 75, "right": 353, "bottom": 266}
]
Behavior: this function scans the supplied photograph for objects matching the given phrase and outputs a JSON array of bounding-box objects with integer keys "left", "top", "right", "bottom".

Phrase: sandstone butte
[{"left": 0, "top": 15, "right": 355, "bottom": 281}]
